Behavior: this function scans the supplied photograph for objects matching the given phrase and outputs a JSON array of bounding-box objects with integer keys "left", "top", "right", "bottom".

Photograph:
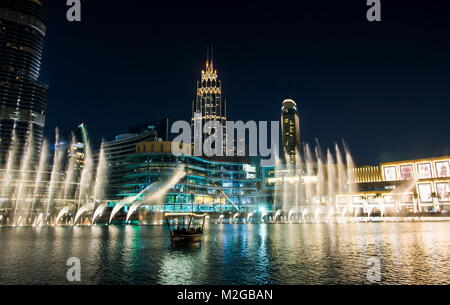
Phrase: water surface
[{"left": 1, "top": 222, "right": 449, "bottom": 285}]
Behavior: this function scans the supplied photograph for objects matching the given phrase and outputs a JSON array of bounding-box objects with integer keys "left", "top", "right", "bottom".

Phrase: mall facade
[
  {"left": 261, "top": 155, "right": 450, "bottom": 215},
  {"left": 344, "top": 156, "right": 450, "bottom": 214},
  {"left": 115, "top": 141, "right": 265, "bottom": 213}
]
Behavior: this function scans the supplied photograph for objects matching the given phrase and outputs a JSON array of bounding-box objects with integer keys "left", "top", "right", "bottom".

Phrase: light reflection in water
[{"left": 1, "top": 223, "right": 450, "bottom": 284}]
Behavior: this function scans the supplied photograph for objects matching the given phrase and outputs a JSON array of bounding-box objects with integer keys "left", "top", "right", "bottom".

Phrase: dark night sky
[{"left": 40, "top": 0, "right": 450, "bottom": 165}]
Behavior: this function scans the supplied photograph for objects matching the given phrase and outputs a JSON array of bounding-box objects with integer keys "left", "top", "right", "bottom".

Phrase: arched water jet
[
  {"left": 73, "top": 201, "right": 95, "bottom": 225},
  {"left": 218, "top": 214, "right": 224, "bottom": 224},
  {"left": 246, "top": 212, "right": 254, "bottom": 223},
  {"left": 33, "top": 213, "right": 44, "bottom": 227},
  {"left": 274, "top": 209, "right": 282, "bottom": 222},
  {"left": 232, "top": 213, "right": 240, "bottom": 223},
  {"left": 261, "top": 211, "right": 268, "bottom": 222},
  {"left": 288, "top": 208, "right": 297, "bottom": 222},
  {"left": 55, "top": 206, "right": 72, "bottom": 225},
  {"left": 125, "top": 166, "right": 185, "bottom": 223},
  {"left": 92, "top": 203, "right": 107, "bottom": 224}
]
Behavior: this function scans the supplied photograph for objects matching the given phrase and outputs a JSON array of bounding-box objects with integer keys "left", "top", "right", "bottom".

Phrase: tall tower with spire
[{"left": 191, "top": 46, "right": 227, "bottom": 150}]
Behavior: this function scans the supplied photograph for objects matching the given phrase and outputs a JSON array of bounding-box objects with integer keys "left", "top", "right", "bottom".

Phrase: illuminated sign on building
[
  {"left": 436, "top": 182, "right": 450, "bottom": 202},
  {"left": 383, "top": 166, "right": 397, "bottom": 181},
  {"left": 435, "top": 161, "right": 450, "bottom": 178},
  {"left": 417, "top": 163, "right": 432, "bottom": 179},
  {"left": 399, "top": 164, "right": 414, "bottom": 180},
  {"left": 417, "top": 183, "right": 433, "bottom": 203}
]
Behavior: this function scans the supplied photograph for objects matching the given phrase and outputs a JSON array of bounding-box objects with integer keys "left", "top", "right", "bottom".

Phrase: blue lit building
[{"left": 117, "top": 141, "right": 269, "bottom": 213}]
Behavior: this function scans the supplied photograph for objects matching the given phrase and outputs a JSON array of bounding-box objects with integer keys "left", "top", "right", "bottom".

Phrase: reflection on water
[{"left": 1, "top": 223, "right": 450, "bottom": 284}]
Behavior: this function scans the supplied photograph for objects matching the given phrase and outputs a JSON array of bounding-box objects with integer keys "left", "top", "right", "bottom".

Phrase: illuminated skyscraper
[
  {"left": 281, "top": 99, "right": 300, "bottom": 164},
  {"left": 0, "top": 0, "right": 48, "bottom": 166},
  {"left": 191, "top": 47, "right": 227, "bottom": 150}
]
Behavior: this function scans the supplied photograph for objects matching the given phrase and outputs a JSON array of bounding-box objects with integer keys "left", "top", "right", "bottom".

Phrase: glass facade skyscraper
[{"left": 0, "top": 0, "right": 48, "bottom": 166}]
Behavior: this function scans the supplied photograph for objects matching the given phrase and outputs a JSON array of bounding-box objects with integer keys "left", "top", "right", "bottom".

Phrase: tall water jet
[
  {"left": 77, "top": 141, "right": 93, "bottom": 209},
  {"left": 93, "top": 142, "right": 108, "bottom": 202},
  {"left": 273, "top": 152, "right": 282, "bottom": 211},
  {"left": 14, "top": 127, "right": 35, "bottom": 225},
  {"left": 73, "top": 137, "right": 96, "bottom": 224},
  {"left": 62, "top": 135, "right": 77, "bottom": 203},
  {"left": 73, "top": 142, "right": 109, "bottom": 225},
  {"left": 327, "top": 149, "right": 336, "bottom": 209},
  {"left": 343, "top": 141, "right": 357, "bottom": 194},
  {"left": 0, "top": 129, "right": 19, "bottom": 208},
  {"left": 304, "top": 143, "right": 315, "bottom": 205},
  {"left": 46, "top": 128, "right": 64, "bottom": 223},
  {"left": 315, "top": 146, "right": 325, "bottom": 206},
  {"left": 30, "top": 140, "right": 49, "bottom": 220},
  {"left": 335, "top": 143, "right": 347, "bottom": 195}
]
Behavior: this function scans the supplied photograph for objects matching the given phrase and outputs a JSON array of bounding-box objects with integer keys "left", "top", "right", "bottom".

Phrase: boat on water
[{"left": 164, "top": 212, "right": 207, "bottom": 246}]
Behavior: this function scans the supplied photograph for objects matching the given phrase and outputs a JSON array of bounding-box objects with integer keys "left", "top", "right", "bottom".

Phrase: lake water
[{"left": 1, "top": 222, "right": 450, "bottom": 285}]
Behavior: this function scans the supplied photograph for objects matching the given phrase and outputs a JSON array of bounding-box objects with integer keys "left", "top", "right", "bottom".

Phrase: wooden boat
[{"left": 164, "top": 212, "right": 207, "bottom": 246}]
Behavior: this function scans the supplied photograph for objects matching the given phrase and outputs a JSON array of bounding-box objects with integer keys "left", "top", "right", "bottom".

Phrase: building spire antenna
[{"left": 211, "top": 44, "right": 214, "bottom": 66}]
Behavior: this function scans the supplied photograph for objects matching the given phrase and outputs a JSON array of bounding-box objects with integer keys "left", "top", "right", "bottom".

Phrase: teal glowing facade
[{"left": 117, "top": 147, "right": 266, "bottom": 213}]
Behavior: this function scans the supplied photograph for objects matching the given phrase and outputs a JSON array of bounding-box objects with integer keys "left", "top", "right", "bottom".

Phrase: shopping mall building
[
  {"left": 115, "top": 141, "right": 266, "bottom": 213},
  {"left": 345, "top": 156, "right": 450, "bottom": 214}
]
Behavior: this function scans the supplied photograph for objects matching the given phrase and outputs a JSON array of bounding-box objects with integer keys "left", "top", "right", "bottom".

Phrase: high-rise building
[
  {"left": 0, "top": 0, "right": 49, "bottom": 166},
  {"left": 191, "top": 47, "right": 227, "bottom": 150},
  {"left": 281, "top": 99, "right": 300, "bottom": 164}
]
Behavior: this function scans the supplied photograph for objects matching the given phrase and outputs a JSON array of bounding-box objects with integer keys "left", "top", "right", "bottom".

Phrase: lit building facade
[
  {"left": 261, "top": 155, "right": 450, "bottom": 215},
  {"left": 117, "top": 141, "right": 263, "bottom": 213},
  {"left": 0, "top": 0, "right": 48, "bottom": 165},
  {"left": 191, "top": 48, "right": 227, "bottom": 149},
  {"left": 281, "top": 99, "right": 300, "bottom": 164},
  {"left": 101, "top": 127, "right": 158, "bottom": 199}
]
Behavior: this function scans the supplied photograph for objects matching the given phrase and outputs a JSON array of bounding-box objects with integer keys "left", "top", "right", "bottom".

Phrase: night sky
[{"left": 40, "top": 0, "right": 450, "bottom": 165}]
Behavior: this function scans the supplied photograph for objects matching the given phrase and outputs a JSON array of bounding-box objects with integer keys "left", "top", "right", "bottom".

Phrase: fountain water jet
[
  {"left": 125, "top": 166, "right": 185, "bottom": 223},
  {"left": 92, "top": 203, "right": 108, "bottom": 224}
]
